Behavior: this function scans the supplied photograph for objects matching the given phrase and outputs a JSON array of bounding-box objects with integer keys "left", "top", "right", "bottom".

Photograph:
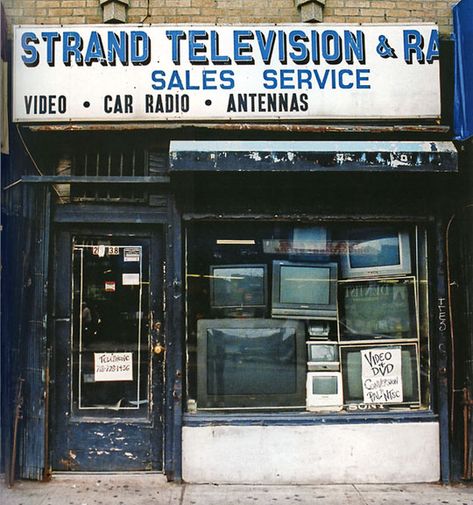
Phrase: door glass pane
[{"left": 71, "top": 237, "right": 150, "bottom": 416}]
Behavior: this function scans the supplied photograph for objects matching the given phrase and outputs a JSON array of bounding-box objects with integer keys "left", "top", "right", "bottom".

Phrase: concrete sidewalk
[{"left": 2, "top": 474, "right": 473, "bottom": 505}]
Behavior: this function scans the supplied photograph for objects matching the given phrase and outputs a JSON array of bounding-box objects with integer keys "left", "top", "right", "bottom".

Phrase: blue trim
[{"left": 184, "top": 411, "right": 438, "bottom": 427}]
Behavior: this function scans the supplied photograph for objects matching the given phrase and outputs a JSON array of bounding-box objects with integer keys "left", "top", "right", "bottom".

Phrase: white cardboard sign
[
  {"left": 94, "top": 352, "right": 133, "bottom": 382},
  {"left": 361, "top": 347, "right": 403, "bottom": 404}
]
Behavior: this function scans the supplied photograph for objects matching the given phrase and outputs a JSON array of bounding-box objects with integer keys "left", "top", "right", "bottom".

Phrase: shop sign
[{"left": 13, "top": 24, "right": 440, "bottom": 122}]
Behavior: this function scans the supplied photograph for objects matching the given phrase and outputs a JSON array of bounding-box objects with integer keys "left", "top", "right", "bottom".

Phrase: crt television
[
  {"left": 306, "top": 372, "right": 343, "bottom": 411},
  {"left": 306, "top": 341, "right": 340, "bottom": 371},
  {"left": 340, "top": 227, "right": 412, "bottom": 279},
  {"left": 197, "top": 318, "right": 306, "bottom": 410},
  {"left": 271, "top": 261, "right": 338, "bottom": 320},
  {"left": 340, "top": 344, "right": 420, "bottom": 406},
  {"left": 339, "top": 277, "right": 418, "bottom": 341},
  {"left": 209, "top": 264, "right": 267, "bottom": 313}
]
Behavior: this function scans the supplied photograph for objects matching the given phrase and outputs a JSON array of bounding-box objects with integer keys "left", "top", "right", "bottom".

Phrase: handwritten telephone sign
[
  {"left": 13, "top": 24, "right": 440, "bottom": 122},
  {"left": 361, "top": 347, "right": 403, "bottom": 404}
]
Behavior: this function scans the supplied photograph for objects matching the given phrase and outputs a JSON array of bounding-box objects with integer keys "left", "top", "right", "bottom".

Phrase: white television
[{"left": 306, "top": 372, "right": 343, "bottom": 412}]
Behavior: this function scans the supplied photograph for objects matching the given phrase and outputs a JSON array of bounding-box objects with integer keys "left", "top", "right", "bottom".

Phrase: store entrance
[{"left": 50, "top": 228, "right": 164, "bottom": 471}]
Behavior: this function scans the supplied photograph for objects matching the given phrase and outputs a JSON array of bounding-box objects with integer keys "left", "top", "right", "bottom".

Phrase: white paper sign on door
[
  {"left": 361, "top": 347, "right": 403, "bottom": 403},
  {"left": 94, "top": 352, "right": 133, "bottom": 381}
]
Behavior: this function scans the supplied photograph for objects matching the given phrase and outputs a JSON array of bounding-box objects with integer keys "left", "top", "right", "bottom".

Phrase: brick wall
[{"left": 2, "top": 0, "right": 456, "bottom": 35}]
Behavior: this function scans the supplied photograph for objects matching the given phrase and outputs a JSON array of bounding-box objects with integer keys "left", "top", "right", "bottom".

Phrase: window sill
[{"left": 183, "top": 409, "right": 437, "bottom": 427}]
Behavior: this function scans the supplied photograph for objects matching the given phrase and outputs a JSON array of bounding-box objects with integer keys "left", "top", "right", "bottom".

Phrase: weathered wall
[
  {"left": 182, "top": 423, "right": 441, "bottom": 483},
  {"left": 2, "top": 0, "right": 456, "bottom": 36}
]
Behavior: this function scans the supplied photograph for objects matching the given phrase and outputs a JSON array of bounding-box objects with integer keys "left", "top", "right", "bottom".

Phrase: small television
[
  {"left": 209, "top": 264, "right": 267, "bottom": 315},
  {"left": 271, "top": 261, "right": 338, "bottom": 320},
  {"left": 339, "top": 277, "right": 418, "bottom": 341},
  {"left": 306, "top": 372, "right": 343, "bottom": 411},
  {"left": 197, "top": 318, "right": 306, "bottom": 410},
  {"left": 340, "top": 227, "right": 411, "bottom": 279},
  {"left": 340, "top": 344, "right": 420, "bottom": 406},
  {"left": 307, "top": 341, "right": 339, "bottom": 371}
]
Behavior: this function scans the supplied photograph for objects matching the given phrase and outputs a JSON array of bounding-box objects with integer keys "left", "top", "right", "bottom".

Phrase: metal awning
[{"left": 169, "top": 141, "right": 458, "bottom": 173}]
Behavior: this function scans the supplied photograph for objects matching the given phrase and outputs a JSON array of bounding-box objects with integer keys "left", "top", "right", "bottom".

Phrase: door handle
[{"left": 153, "top": 343, "right": 165, "bottom": 355}]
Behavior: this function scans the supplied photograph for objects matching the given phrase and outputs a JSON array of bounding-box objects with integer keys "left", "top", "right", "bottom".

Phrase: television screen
[
  {"left": 272, "top": 261, "right": 338, "bottom": 320},
  {"left": 340, "top": 344, "right": 420, "bottom": 405},
  {"left": 339, "top": 277, "right": 417, "bottom": 340},
  {"left": 312, "top": 375, "right": 339, "bottom": 395},
  {"left": 210, "top": 264, "right": 267, "bottom": 310},
  {"left": 340, "top": 227, "right": 411, "bottom": 279},
  {"left": 197, "top": 319, "right": 305, "bottom": 409},
  {"left": 307, "top": 342, "right": 338, "bottom": 363},
  {"left": 307, "top": 342, "right": 339, "bottom": 371}
]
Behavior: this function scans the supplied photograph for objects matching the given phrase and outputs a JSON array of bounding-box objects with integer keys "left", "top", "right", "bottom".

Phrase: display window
[{"left": 185, "top": 222, "right": 431, "bottom": 414}]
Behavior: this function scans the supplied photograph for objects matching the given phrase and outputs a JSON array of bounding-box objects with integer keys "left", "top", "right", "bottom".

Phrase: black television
[
  {"left": 271, "top": 260, "right": 338, "bottom": 320},
  {"left": 340, "top": 227, "right": 412, "bottom": 279},
  {"left": 209, "top": 264, "right": 267, "bottom": 315},
  {"left": 196, "top": 318, "right": 306, "bottom": 410},
  {"left": 339, "top": 277, "right": 418, "bottom": 341},
  {"left": 340, "top": 343, "right": 420, "bottom": 406}
]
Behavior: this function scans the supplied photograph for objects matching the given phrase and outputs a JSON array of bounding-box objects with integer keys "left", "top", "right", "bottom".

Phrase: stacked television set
[{"left": 193, "top": 225, "right": 422, "bottom": 412}]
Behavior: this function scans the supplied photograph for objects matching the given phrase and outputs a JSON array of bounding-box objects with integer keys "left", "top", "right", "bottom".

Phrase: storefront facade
[{"left": 2, "top": 0, "right": 472, "bottom": 485}]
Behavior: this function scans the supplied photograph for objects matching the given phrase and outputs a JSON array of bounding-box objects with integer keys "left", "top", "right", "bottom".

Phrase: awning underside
[{"left": 169, "top": 141, "right": 458, "bottom": 173}]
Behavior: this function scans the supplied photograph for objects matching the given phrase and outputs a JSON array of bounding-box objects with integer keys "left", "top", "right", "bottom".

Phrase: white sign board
[
  {"left": 94, "top": 352, "right": 133, "bottom": 382},
  {"left": 361, "top": 347, "right": 403, "bottom": 404},
  {"left": 13, "top": 24, "right": 440, "bottom": 122}
]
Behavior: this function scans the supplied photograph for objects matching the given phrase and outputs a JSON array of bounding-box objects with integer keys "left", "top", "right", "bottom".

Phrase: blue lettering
[
  {"left": 184, "top": 70, "right": 200, "bottom": 90},
  {"left": 220, "top": 70, "right": 235, "bottom": 89},
  {"left": 189, "top": 30, "right": 209, "bottom": 64},
  {"left": 107, "top": 31, "right": 128, "bottom": 65},
  {"left": 277, "top": 30, "right": 287, "bottom": 63},
  {"left": 202, "top": 70, "right": 217, "bottom": 90},
  {"left": 63, "top": 32, "right": 83, "bottom": 65},
  {"left": 339, "top": 69, "right": 353, "bottom": 89},
  {"left": 168, "top": 70, "right": 185, "bottom": 90},
  {"left": 288, "top": 30, "right": 308, "bottom": 64},
  {"left": 298, "top": 69, "right": 313, "bottom": 89},
  {"left": 151, "top": 70, "right": 166, "bottom": 90},
  {"left": 166, "top": 30, "right": 186, "bottom": 64},
  {"left": 210, "top": 30, "right": 230, "bottom": 64},
  {"left": 263, "top": 69, "right": 278, "bottom": 89},
  {"left": 130, "top": 31, "right": 150, "bottom": 64},
  {"left": 313, "top": 69, "right": 330, "bottom": 88},
  {"left": 321, "top": 30, "right": 341, "bottom": 62},
  {"left": 84, "top": 31, "right": 105, "bottom": 65},
  {"left": 256, "top": 30, "right": 276, "bottom": 64},
  {"left": 21, "top": 32, "right": 39, "bottom": 66},
  {"left": 41, "top": 32, "right": 59, "bottom": 66},
  {"left": 344, "top": 30, "right": 365, "bottom": 63},
  {"left": 426, "top": 30, "right": 439, "bottom": 63},
  {"left": 234, "top": 30, "right": 254, "bottom": 64},
  {"left": 311, "top": 30, "right": 319, "bottom": 63},
  {"left": 356, "top": 68, "right": 371, "bottom": 88},
  {"left": 403, "top": 29, "right": 424, "bottom": 63},
  {"left": 280, "top": 69, "right": 295, "bottom": 89}
]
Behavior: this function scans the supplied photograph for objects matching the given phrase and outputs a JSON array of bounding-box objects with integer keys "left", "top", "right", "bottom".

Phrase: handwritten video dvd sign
[{"left": 13, "top": 24, "right": 440, "bottom": 122}]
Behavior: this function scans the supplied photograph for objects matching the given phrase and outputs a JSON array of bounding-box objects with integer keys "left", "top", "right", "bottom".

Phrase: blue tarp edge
[{"left": 453, "top": 0, "right": 473, "bottom": 141}]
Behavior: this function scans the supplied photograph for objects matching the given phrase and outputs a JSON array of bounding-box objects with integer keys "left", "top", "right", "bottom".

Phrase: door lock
[{"left": 153, "top": 343, "right": 165, "bottom": 355}]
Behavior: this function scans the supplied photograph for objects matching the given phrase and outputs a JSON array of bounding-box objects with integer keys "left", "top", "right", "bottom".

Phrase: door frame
[
  {"left": 49, "top": 198, "right": 184, "bottom": 480},
  {"left": 49, "top": 222, "right": 167, "bottom": 472}
]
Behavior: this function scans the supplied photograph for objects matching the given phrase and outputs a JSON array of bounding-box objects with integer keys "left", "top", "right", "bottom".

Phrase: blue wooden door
[{"left": 50, "top": 229, "right": 164, "bottom": 471}]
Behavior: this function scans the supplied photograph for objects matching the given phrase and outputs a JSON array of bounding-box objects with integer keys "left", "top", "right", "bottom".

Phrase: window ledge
[{"left": 183, "top": 410, "right": 437, "bottom": 427}]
